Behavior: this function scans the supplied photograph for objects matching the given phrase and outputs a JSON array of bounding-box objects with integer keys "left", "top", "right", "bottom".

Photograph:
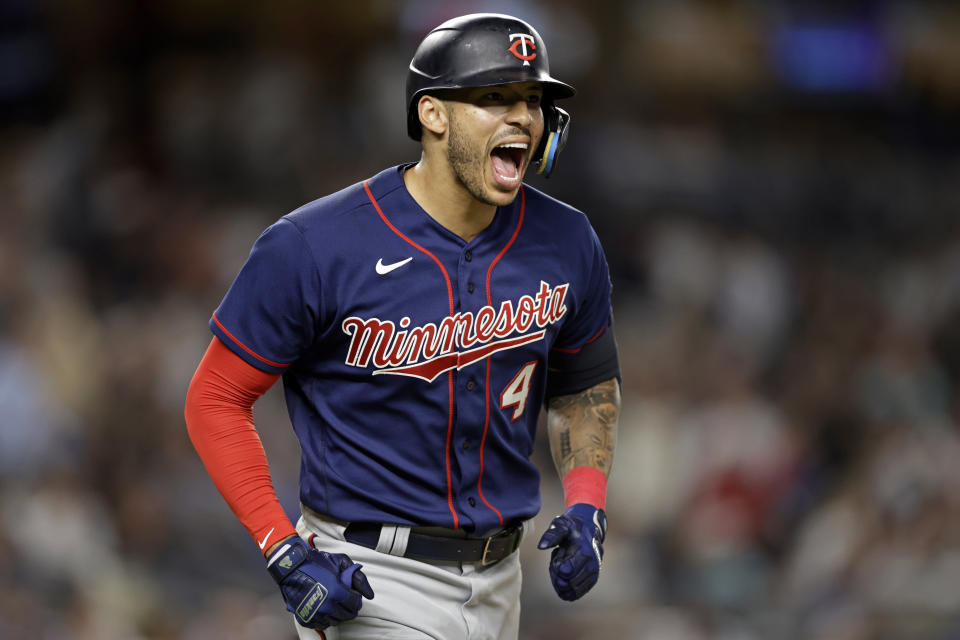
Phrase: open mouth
[{"left": 490, "top": 142, "right": 528, "bottom": 188}]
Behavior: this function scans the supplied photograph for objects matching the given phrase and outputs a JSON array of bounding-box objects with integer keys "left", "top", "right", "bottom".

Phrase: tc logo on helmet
[{"left": 508, "top": 33, "right": 537, "bottom": 66}]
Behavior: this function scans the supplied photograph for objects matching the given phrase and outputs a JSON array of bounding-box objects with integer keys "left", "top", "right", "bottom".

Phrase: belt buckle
[
  {"left": 481, "top": 526, "right": 518, "bottom": 566},
  {"left": 481, "top": 535, "right": 497, "bottom": 566}
]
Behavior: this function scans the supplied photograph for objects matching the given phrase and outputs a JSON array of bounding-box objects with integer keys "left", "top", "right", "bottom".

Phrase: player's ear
[{"left": 418, "top": 94, "right": 448, "bottom": 137}]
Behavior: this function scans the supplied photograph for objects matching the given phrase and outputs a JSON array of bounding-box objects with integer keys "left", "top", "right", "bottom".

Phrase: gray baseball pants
[{"left": 292, "top": 509, "right": 522, "bottom": 640}]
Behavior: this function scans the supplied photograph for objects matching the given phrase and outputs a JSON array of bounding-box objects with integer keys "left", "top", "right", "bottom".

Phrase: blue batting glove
[
  {"left": 267, "top": 537, "right": 374, "bottom": 629},
  {"left": 537, "top": 503, "right": 607, "bottom": 601}
]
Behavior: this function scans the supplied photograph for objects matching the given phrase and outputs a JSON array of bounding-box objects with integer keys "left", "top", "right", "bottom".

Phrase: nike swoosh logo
[
  {"left": 258, "top": 527, "right": 275, "bottom": 550},
  {"left": 376, "top": 257, "right": 413, "bottom": 275}
]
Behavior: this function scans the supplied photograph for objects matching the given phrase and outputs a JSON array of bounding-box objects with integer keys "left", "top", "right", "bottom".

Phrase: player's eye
[
  {"left": 526, "top": 94, "right": 541, "bottom": 105},
  {"left": 483, "top": 91, "right": 505, "bottom": 102}
]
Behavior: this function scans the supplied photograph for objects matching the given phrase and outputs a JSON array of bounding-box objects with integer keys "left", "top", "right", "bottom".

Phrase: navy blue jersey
[{"left": 211, "top": 164, "right": 614, "bottom": 534}]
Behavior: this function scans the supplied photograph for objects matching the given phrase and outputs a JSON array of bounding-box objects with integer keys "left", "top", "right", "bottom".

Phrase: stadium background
[{"left": 2, "top": 0, "right": 959, "bottom": 638}]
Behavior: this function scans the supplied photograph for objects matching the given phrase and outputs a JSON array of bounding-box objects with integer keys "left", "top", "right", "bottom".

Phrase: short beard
[{"left": 446, "top": 108, "right": 499, "bottom": 207}]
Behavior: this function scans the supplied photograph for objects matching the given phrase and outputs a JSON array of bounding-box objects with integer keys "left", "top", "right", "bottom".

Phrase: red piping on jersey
[
  {"left": 478, "top": 359, "right": 503, "bottom": 525},
  {"left": 476, "top": 186, "right": 527, "bottom": 527},
  {"left": 363, "top": 179, "right": 459, "bottom": 529},
  {"left": 551, "top": 324, "right": 607, "bottom": 354},
  {"left": 485, "top": 186, "right": 526, "bottom": 303},
  {"left": 211, "top": 312, "right": 288, "bottom": 369}
]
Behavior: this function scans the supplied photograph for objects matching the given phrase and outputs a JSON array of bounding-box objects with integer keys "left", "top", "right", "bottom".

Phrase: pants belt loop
[
  {"left": 375, "top": 524, "right": 411, "bottom": 556},
  {"left": 391, "top": 526, "right": 411, "bottom": 556}
]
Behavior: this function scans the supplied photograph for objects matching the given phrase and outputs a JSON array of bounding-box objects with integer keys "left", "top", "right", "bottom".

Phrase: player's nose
[{"left": 504, "top": 99, "right": 534, "bottom": 128}]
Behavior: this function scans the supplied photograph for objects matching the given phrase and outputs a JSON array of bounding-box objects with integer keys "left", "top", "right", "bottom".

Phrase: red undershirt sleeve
[{"left": 184, "top": 336, "right": 298, "bottom": 555}]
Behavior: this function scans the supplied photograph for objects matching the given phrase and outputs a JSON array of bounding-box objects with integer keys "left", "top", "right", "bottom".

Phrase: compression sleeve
[{"left": 184, "top": 336, "right": 297, "bottom": 555}]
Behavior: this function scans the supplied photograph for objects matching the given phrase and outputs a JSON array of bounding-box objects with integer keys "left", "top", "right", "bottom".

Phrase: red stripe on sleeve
[
  {"left": 211, "top": 313, "right": 288, "bottom": 369},
  {"left": 551, "top": 324, "right": 607, "bottom": 354},
  {"left": 184, "top": 336, "right": 297, "bottom": 555}
]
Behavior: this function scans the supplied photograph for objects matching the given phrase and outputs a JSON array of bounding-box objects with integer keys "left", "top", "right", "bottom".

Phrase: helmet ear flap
[{"left": 536, "top": 105, "right": 570, "bottom": 178}]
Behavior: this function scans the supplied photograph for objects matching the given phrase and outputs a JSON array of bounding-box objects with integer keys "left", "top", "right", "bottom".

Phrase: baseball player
[{"left": 184, "top": 13, "right": 620, "bottom": 639}]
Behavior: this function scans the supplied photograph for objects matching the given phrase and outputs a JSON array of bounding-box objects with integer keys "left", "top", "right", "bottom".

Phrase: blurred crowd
[{"left": 2, "top": 1, "right": 959, "bottom": 639}]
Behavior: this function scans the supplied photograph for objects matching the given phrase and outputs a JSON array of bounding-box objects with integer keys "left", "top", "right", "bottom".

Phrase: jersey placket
[
  {"left": 450, "top": 244, "right": 488, "bottom": 530},
  {"left": 450, "top": 195, "right": 527, "bottom": 533}
]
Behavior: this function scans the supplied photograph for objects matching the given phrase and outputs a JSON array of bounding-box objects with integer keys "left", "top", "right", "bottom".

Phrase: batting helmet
[{"left": 406, "top": 13, "right": 575, "bottom": 177}]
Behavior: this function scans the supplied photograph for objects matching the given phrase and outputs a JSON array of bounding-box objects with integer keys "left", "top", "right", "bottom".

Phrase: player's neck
[{"left": 403, "top": 160, "right": 496, "bottom": 243}]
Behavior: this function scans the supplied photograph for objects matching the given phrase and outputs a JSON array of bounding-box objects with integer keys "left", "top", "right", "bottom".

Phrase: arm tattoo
[
  {"left": 546, "top": 377, "right": 620, "bottom": 478},
  {"left": 559, "top": 430, "right": 572, "bottom": 460}
]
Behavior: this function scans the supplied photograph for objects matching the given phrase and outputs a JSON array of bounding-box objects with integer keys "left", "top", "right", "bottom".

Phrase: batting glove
[
  {"left": 537, "top": 503, "right": 607, "bottom": 601},
  {"left": 267, "top": 537, "right": 374, "bottom": 629}
]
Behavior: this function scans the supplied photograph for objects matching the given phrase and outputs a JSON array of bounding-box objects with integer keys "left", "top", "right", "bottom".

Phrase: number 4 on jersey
[{"left": 500, "top": 361, "right": 538, "bottom": 421}]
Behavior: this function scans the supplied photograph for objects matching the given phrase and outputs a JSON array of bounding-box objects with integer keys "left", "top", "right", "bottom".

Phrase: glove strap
[
  {"left": 566, "top": 503, "right": 608, "bottom": 541},
  {"left": 266, "top": 537, "right": 309, "bottom": 584}
]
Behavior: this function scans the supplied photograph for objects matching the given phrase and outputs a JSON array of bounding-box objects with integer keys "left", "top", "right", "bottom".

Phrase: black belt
[{"left": 343, "top": 522, "right": 522, "bottom": 566}]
